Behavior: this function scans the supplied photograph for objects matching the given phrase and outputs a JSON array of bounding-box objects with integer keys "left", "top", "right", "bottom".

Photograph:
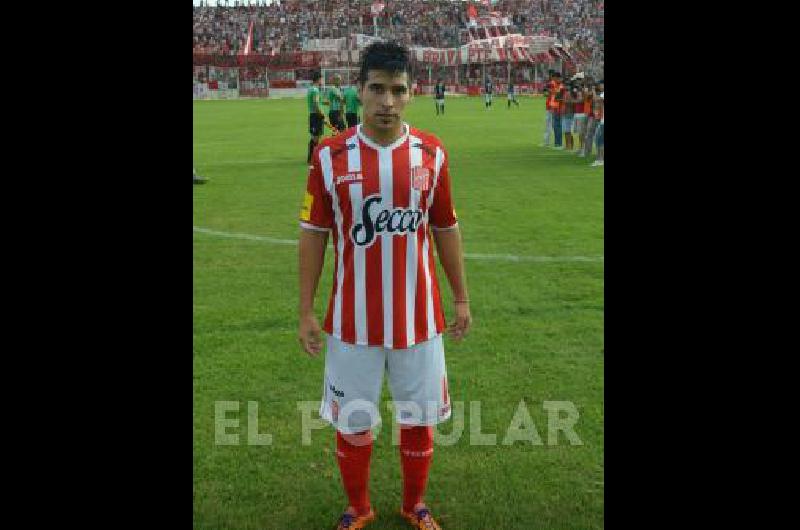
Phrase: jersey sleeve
[
  {"left": 299, "top": 147, "right": 334, "bottom": 231},
  {"left": 429, "top": 146, "right": 458, "bottom": 230}
]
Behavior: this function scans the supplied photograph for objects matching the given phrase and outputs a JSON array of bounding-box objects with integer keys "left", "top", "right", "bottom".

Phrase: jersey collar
[{"left": 357, "top": 123, "right": 409, "bottom": 151}]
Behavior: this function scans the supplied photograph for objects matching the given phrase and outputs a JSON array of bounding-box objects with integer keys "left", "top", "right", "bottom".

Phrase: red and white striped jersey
[{"left": 300, "top": 123, "right": 458, "bottom": 349}]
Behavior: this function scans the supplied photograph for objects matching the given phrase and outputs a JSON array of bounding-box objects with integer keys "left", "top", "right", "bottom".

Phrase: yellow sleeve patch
[{"left": 300, "top": 191, "right": 314, "bottom": 221}]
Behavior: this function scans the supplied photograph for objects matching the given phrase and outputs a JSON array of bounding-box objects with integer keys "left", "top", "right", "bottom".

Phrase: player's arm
[
  {"left": 298, "top": 154, "right": 334, "bottom": 356},
  {"left": 432, "top": 227, "right": 471, "bottom": 341},
  {"left": 429, "top": 147, "right": 471, "bottom": 341},
  {"left": 299, "top": 227, "right": 328, "bottom": 356}
]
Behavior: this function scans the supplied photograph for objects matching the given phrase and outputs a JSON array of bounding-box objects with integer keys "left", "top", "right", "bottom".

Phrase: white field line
[{"left": 193, "top": 226, "right": 604, "bottom": 263}]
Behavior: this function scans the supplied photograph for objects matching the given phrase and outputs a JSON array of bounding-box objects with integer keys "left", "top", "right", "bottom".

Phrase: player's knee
[{"left": 338, "top": 429, "right": 373, "bottom": 447}]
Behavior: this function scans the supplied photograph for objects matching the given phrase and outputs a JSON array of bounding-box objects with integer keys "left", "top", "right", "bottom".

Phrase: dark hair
[
  {"left": 359, "top": 41, "right": 411, "bottom": 86},
  {"left": 311, "top": 71, "right": 321, "bottom": 82}
]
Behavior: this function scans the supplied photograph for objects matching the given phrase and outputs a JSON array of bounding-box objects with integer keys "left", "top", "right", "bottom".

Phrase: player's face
[{"left": 359, "top": 69, "right": 411, "bottom": 136}]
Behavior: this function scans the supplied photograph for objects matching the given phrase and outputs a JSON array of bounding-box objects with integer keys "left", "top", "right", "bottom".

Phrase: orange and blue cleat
[
  {"left": 400, "top": 505, "right": 442, "bottom": 530},
  {"left": 335, "top": 507, "right": 375, "bottom": 529}
]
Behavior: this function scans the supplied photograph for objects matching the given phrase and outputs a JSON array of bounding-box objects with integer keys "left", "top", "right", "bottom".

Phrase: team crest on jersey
[
  {"left": 411, "top": 166, "right": 431, "bottom": 191},
  {"left": 335, "top": 172, "right": 364, "bottom": 186}
]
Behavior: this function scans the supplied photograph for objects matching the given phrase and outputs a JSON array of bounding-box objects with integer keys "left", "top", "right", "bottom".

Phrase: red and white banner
[
  {"left": 410, "top": 33, "right": 565, "bottom": 66},
  {"left": 240, "top": 20, "right": 254, "bottom": 56},
  {"left": 412, "top": 45, "right": 538, "bottom": 65}
]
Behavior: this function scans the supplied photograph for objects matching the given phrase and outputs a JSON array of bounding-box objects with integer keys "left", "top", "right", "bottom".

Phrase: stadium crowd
[{"left": 193, "top": 0, "right": 603, "bottom": 65}]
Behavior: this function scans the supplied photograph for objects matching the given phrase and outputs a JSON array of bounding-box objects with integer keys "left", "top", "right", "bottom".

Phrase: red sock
[
  {"left": 400, "top": 426, "right": 434, "bottom": 513},
  {"left": 335, "top": 430, "right": 373, "bottom": 516}
]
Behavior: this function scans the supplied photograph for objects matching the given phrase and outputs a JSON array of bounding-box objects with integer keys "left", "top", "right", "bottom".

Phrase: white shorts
[
  {"left": 319, "top": 334, "right": 451, "bottom": 433},
  {"left": 435, "top": 98, "right": 444, "bottom": 106},
  {"left": 484, "top": 93, "right": 493, "bottom": 102}
]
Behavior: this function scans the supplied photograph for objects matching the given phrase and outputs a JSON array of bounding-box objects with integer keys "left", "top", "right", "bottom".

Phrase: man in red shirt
[
  {"left": 298, "top": 41, "right": 471, "bottom": 530},
  {"left": 541, "top": 70, "right": 558, "bottom": 147}
]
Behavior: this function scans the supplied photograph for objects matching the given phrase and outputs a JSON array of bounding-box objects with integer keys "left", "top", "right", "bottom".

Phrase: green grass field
[{"left": 193, "top": 95, "right": 604, "bottom": 530}]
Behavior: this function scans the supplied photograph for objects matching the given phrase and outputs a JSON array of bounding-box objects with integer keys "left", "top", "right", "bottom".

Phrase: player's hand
[
  {"left": 299, "top": 314, "right": 324, "bottom": 357},
  {"left": 447, "top": 302, "right": 472, "bottom": 341}
]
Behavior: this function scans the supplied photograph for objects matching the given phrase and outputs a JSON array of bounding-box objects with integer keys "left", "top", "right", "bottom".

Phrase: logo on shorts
[{"left": 331, "top": 400, "right": 339, "bottom": 422}]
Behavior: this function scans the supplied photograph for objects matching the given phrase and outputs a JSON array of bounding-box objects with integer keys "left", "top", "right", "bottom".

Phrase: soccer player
[
  {"left": 343, "top": 77, "right": 362, "bottom": 128},
  {"left": 591, "top": 87, "right": 604, "bottom": 167},
  {"left": 573, "top": 81, "right": 587, "bottom": 153},
  {"left": 307, "top": 71, "right": 325, "bottom": 164},
  {"left": 560, "top": 81, "right": 575, "bottom": 151},
  {"left": 541, "top": 70, "right": 558, "bottom": 147},
  {"left": 507, "top": 78, "right": 519, "bottom": 108},
  {"left": 298, "top": 41, "right": 471, "bottom": 530},
  {"left": 484, "top": 75, "right": 493, "bottom": 109},
  {"left": 578, "top": 79, "right": 595, "bottom": 158},
  {"left": 328, "top": 75, "right": 347, "bottom": 133},
  {"left": 551, "top": 72, "right": 564, "bottom": 149},
  {"left": 434, "top": 77, "right": 446, "bottom": 115},
  {"left": 582, "top": 80, "right": 603, "bottom": 158}
]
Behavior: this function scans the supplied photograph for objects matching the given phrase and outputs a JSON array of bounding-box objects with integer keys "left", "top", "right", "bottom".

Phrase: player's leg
[
  {"left": 387, "top": 336, "right": 450, "bottom": 528},
  {"left": 574, "top": 115, "right": 585, "bottom": 151},
  {"left": 308, "top": 114, "right": 322, "bottom": 163},
  {"left": 321, "top": 336, "right": 386, "bottom": 524},
  {"left": 553, "top": 112, "right": 563, "bottom": 148},
  {"left": 564, "top": 116, "right": 573, "bottom": 150},
  {"left": 592, "top": 122, "right": 604, "bottom": 166},
  {"left": 543, "top": 110, "right": 552, "bottom": 146},
  {"left": 579, "top": 116, "right": 592, "bottom": 157},
  {"left": 583, "top": 117, "right": 596, "bottom": 157}
]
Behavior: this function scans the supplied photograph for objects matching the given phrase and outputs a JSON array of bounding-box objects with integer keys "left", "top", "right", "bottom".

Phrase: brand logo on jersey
[
  {"left": 411, "top": 166, "right": 431, "bottom": 191},
  {"left": 335, "top": 172, "right": 363, "bottom": 186},
  {"left": 351, "top": 194, "right": 424, "bottom": 247}
]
